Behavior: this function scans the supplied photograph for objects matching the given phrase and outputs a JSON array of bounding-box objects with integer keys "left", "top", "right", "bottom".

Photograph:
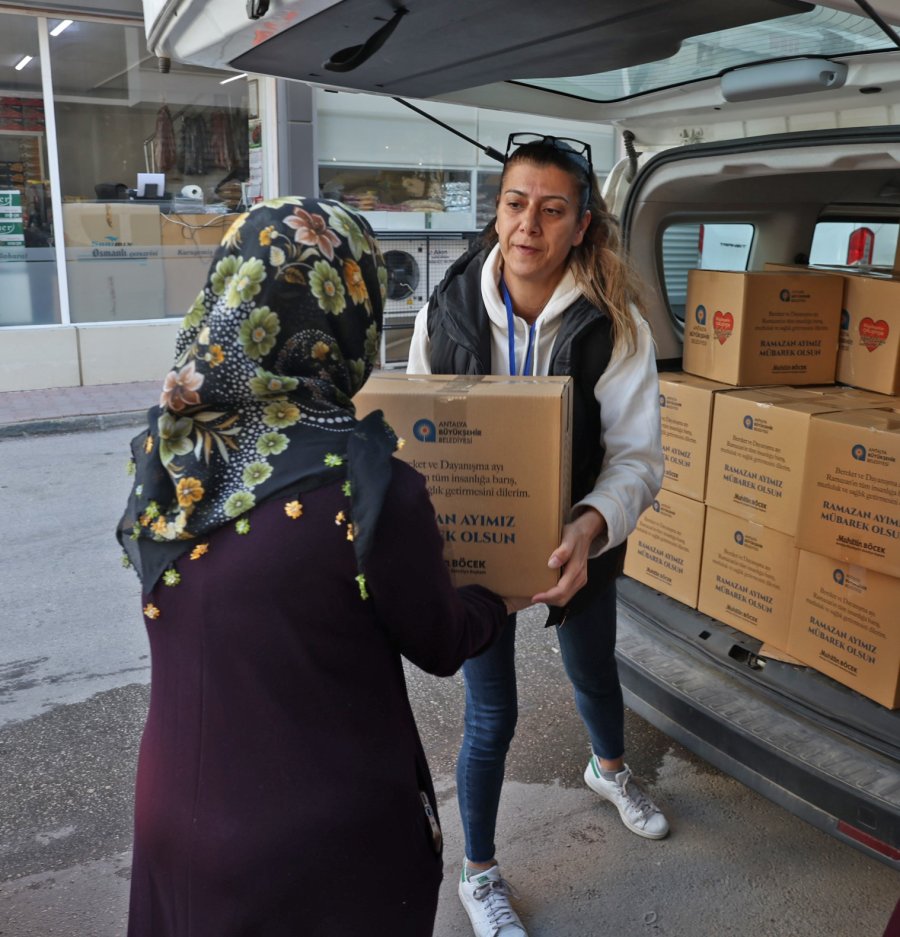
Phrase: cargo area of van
[{"left": 609, "top": 127, "right": 900, "bottom": 868}]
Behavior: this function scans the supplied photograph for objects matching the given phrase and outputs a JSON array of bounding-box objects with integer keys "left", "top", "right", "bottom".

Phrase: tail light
[{"left": 847, "top": 226, "right": 874, "bottom": 265}]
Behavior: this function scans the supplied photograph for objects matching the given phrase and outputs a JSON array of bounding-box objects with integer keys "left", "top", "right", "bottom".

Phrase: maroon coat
[{"left": 127, "top": 461, "right": 505, "bottom": 937}]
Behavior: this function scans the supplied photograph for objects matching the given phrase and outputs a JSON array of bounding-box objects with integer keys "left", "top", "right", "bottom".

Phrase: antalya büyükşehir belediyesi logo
[{"left": 413, "top": 418, "right": 436, "bottom": 443}]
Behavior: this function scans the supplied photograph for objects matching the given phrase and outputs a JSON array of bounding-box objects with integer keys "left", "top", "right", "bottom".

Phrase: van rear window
[
  {"left": 810, "top": 221, "right": 899, "bottom": 268},
  {"left": 661, "top": 223, "right": 754, "bottom": 321}
]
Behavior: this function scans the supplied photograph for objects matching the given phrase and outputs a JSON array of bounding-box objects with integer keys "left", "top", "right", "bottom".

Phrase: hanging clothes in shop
[
  {"left": 153, "top": 105, "right": 177, "bottom": 174},
  {"left": 208, "top": 110, "right": 232, "bottom": 171},
  {"left": 229, "top": 110, "right": 249, "bottom": 175},
  {"left": 180, "top": 113, "right": 209, "bottom": 176}
]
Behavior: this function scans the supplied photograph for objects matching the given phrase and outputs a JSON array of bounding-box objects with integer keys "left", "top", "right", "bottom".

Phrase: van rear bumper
[{"left": 615, "top": 577, "right": 900, "bottom": 869}]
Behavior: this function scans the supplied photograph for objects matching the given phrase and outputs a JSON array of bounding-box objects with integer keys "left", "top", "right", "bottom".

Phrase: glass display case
[{"left": 319, "top": 164, "right": 477, "bottom": 232}]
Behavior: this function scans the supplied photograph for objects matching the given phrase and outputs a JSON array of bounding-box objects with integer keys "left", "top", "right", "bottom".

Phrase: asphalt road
[{"left": 0, "top": 426, "right": 897, "bottom": 937}]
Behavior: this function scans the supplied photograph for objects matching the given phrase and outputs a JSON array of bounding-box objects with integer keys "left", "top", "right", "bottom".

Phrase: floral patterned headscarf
[{"left": 117, "top": 197, "right": 397, "bottom": 591}]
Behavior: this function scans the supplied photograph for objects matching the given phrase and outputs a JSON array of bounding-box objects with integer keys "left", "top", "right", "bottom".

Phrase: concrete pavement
[{"left": 0, "top": 381, "right": 158, "bottom": 438}]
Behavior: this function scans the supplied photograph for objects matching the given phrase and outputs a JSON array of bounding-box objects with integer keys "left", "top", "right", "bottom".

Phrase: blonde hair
[{"left": 486, "top": 143, "right": 644, "bottom": 355}]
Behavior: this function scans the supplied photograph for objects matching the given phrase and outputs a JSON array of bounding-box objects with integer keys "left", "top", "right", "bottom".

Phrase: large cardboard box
[
  {"left": 683, "top": 269, "right": 843, "bottom": 385},
  {"left": 657, "top": 371, "right": 732, "bottom": 500},
  {"left": 624, "top": 489, "right": 706, "bottom": 607},
  {"left": 705, "top": 388, "right": 891, "bottom": 535},
  {"left": 63, "top": 203, "right": 164, "bottom": 321},
  {"left": 697, "top": 507, "right": 799, "bottom": 649},
  {"left": 787, "top": 550, "right": 900, "bottom": 709},
  {"left": 796, "top": 408, "right": 900, "bottom": 578},
  {"left": 160, "top": 212, "right": 240, "bottom": 259},
  {"left": 836, "top": 273, "right": 900, "bottom": 395},
  {"left": 765, "top": 262, "right": 900, "bottom": 394},
  {"left": 63, "top": 202, "right": 161, "bottom": 257},
  {"left": 354, "top": 374, "right": 573, "bottom": 596},
  {"left": 159, "top": 215, "right": 241, "bottom": 318}
]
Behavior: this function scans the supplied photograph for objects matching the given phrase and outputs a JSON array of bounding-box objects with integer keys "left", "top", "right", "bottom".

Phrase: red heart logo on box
[
  {"left": 859, "top": 317, "right": 889, "bottom": 352},
  {"left": 713, "top": 310, "right": 734, "bottom": 345}
]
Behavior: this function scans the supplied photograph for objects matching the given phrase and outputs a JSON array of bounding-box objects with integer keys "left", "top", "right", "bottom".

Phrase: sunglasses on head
[{"left": 505, "top": 132, "right": 594, "bottom": 207}]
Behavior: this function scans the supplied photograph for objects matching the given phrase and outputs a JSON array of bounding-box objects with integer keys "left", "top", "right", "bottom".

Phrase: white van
[{"left": 143, "top": 0, "right": 900, "bottom": 869}]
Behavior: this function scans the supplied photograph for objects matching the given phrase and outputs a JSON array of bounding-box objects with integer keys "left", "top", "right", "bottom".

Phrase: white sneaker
[
  {"left": 458, "top": 864, "right": 528, "bottom": 937},
  {"left": 584, "top": 756, "right": 669, "bottom": 840}
]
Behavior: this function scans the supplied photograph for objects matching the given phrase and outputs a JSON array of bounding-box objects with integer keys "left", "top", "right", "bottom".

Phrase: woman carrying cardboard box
[
  {"left": 408, "top": 134, "right": 667, "bottom": 937},
  {"left": 116, "top": 198, "right": 515, "bottom": 937}
]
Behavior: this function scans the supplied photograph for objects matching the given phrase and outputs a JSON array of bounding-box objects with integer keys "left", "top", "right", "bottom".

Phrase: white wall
[
  {"left": 0, "top": 327, "right": 81, "bottom": 392},
  {"left": 0, "top": 322, "right": 178, "bottom": 392},
  {"left": 76, "top": 321, "right": 180, "bottom": 385}
]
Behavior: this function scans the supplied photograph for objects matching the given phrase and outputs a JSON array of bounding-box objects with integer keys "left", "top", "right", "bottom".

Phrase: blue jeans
[{"left": 456, "top": 581, "right": 623, "bottom": 862}]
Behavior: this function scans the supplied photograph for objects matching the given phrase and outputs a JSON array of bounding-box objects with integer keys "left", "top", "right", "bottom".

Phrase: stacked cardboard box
[
  {"left": 623, "top": 372, "right": 729, "bottom": 607},
  {"left": 63, "top": 202, "right": 164, "bottom": 321},
  {"left": 623, "top": 490, "right": 707, "bottom": 608},
  {"left": 159, "top": 212, "right": 240, "bottom": 318},
  {"left": 697, "top": 507, "right": 799, "bottom": 647},
  {"left": 733, "top": 264, "right": 900, "bottom": 704},
  {"left": 704, "top": 387, "right": 890, "bottom": 535},
  {"left": 695, "top": 387, "right": 887, "bottom": 646},
  {"left": 656, "top": 372, "right": 731, "bottom": 501},
  {"left": 836, "top": 272, "right": 900, "bottom": 396},
  {"left": 794, "top": 408, "right": 900, "bottom": 578},
  {"left": 683, "top": 269, "right": 844, "bottom": 386},
  {"left": 60, "top": 204, "right": 242, "bottom": 322},
  {"left": 787, "top": 548, "right": 900, "bottom": 709},
  {"left": 0, "top": 96, "right": 45, "bottom": 133},
  {"left": 744, "top": 400, "right": 900, "bottom": 707},
  {"left": 764, "top": 262, "right": 900, "bottom": 395},
  {"left": 160, "top": 212, "right": 238, "bottom": 258},
  {"left": 625, "top": 258, "right": 900, "bottom": 703},
  {"left": 628, "top": 374, "right": 900, "bottom": 704}
]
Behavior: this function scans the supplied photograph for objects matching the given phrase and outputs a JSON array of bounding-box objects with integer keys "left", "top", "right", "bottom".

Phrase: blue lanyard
[{"left": 500, "top": 277, "right": 536, "bottom": 376}]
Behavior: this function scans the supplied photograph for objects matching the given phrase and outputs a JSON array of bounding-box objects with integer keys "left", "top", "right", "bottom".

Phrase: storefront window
[
  {"left": 51, "top": 19, "right": 251, "bottom": 323},
  {"left": 0, "top": 12, "right": 59, "bottom": 326}
]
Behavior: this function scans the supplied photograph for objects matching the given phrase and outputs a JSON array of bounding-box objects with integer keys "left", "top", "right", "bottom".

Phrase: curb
[{"left": 0, "top": 410, "right": 148, "bottom": 440}]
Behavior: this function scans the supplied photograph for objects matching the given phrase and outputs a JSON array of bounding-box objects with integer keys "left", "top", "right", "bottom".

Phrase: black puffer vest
[{"left": 426, "top": 245, "right": 627, "bottom": 622}]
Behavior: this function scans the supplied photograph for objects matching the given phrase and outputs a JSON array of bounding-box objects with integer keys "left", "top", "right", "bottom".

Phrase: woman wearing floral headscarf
[{"left": 117, "top": 197, "right": 508, "bottom": 937}]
